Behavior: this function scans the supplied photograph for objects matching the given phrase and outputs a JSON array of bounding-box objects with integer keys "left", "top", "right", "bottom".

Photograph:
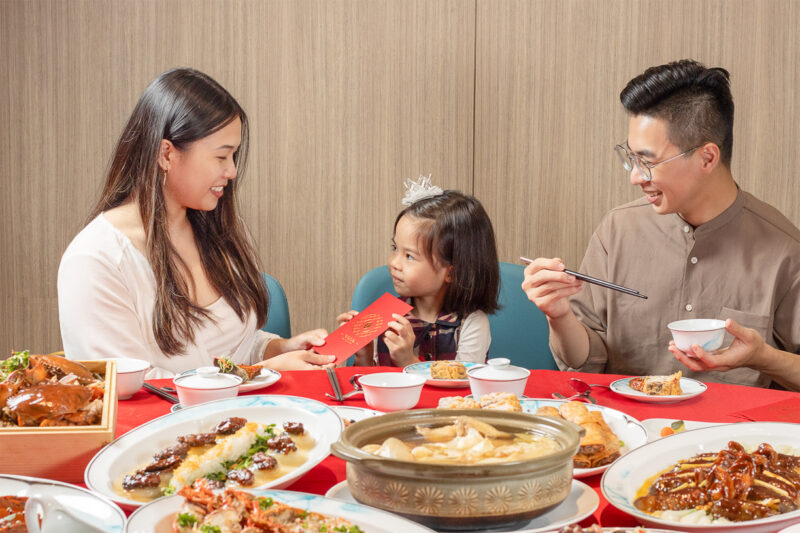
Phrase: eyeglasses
[{"left": 614, "top": 142, "right": 703, "bottom": 182}]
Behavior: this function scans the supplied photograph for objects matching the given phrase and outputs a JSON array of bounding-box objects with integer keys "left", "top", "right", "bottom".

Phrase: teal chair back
[
  {"left": 488, "top": 262, "right": 556, "bottom": 369},
  {"left": 260, "top": 273, "right": 291, "bottom": 338},
  {"left": 348, "top": 264, "right": 556, "bottom": 369},
  {"left": 350, "top": 266, "right": 398, "bottom": 312}
]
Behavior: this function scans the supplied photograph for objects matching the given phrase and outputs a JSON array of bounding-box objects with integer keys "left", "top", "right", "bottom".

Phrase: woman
[{"left": 58, "top": 68, "right": 334, "bottom": 378}]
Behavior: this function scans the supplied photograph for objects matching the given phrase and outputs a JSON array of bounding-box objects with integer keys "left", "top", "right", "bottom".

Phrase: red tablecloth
[{"left": 115, "top": 368, "right": 800, "bottom": 528}]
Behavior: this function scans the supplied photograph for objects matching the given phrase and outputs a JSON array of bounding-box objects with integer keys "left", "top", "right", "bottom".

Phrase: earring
[{"left": 162, "top": 171, "right": 167, "bottom": 187}]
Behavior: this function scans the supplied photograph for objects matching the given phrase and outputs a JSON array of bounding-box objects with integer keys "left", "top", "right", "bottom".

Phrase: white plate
[
  {"left": 178, "top": 367, "right": 281, "bottom": 393},
  {"left": 331, "top": 405, "right": 384, "bottom": 425},
  {"left": 778, "top": 525, "right": 800, "bottom": 533},
  {"left": 0, "top": 474, "right": 126, "bottom": 532},
  {"left": 326, "top": 479, "right": 598, "bottom": 533},
  {"left": 125, "top": 487, "right": 436, "bottom": 533},
  {"left": 519, "top": 398, "right": 648, "bottom": 478},
  {"left": 403, "top": 361, "right": 481, "bottom": 388},
  {"left": 610, "top": 377, "right": 707, "bottom": 403},
  {"left": 602, "top": 422, "right": 800, "bottom": 533},
  {"left": 640, "top": 418, "right": 727, "bottom": 442},
  {"left": 86, "top": 394, "right": 342, "bottom": 509}
]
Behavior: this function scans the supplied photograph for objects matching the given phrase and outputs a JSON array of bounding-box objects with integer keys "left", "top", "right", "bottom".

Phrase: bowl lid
[
  {"left": 467, "top": 358, "right": 529, "bottom": 380},
  {"left": 173, "top": 366, "right": 242, "bottom": 389}
]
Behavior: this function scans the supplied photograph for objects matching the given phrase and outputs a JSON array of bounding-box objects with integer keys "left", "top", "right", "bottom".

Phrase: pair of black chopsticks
[
  {"left": 520, "top": 257, "right": 647, "bottom": 299},
  {"left": 143, "top": 382, "right": 179, "bottom": 403},
  {"left": 326, "top": 367, "right": 344, "bottom": 401}
]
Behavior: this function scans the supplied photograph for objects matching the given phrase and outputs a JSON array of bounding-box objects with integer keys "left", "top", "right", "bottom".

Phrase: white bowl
[
  {"left": 172, "top": 366, "right": 242, "bottom": 407},
  {"left": 467, "top": 357, "right": 529, "bottom": 399},
  {"left": 356, "top": 372, "right": 425, "bottom": 411},
  {"left": 667, "top": 318, "right": 726, "bottom": 352},
  {"left": 114, "top": 358, "right": 150, "bottom": 400}
]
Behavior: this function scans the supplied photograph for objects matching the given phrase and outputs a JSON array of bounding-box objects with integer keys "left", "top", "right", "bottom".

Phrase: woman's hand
[
  {"left": 257, "top": 350, "right": 335, "bottom": 370},
  {"left": 521, "top": 257, "right": 582, "bottom": 320},
  {"left": 668, "top": 318, "right": 766, "bottom": 372},
  {"left": 383, "top": 313, "right": 417, "bottom": 367}
]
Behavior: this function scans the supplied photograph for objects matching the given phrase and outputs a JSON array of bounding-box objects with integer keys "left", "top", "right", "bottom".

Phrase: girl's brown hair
[
  {"left": 90, "top": 68, "right": 268, "bottom": 355},
  {"left": 395, "top": 191, "right": 500, "bottom": 318}
]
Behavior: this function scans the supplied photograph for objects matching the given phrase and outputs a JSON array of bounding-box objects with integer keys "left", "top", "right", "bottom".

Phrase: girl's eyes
[{"left": 406, "top": 253, "right": 415, "bottom": 261}]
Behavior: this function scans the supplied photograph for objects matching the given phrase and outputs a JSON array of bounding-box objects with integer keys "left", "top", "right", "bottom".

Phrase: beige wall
[{"left": 1, "top": 0, "right": 798, "bottom": 356}]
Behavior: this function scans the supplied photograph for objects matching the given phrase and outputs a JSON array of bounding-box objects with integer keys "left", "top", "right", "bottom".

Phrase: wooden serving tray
[{"left": 0, "top": 358, "right": 118, "bottom": 482}]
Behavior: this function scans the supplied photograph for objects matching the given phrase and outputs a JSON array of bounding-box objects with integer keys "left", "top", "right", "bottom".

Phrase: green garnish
[
  {"left": 319, "top": 526, "right": 328, "bottom": 532},
  {"left": 176, "top": 513, "right": 198, "bottom": 527},
  {"left": 200, "top": 526, "right": 221, "bottom": 533},
  {"left": 162, "top": 486, "right": 176, "bottom": 496},
  {"left": 259, "top": 497, "right": 274, "bottom": 509},
  {"left": 216, "top": 357, "right": 236, "bottom": 374},
  {"left": 1, "top": 350, "right": 30, "bottom": 380},
  {"left": 671, "top": 420, "right": 686, "bottom": 431},
  {"left": 204, "top": 471, "right": 228, "bottom": 482},
  {"left": 299, "top": 510, "right": 308, "bottom": 518}
]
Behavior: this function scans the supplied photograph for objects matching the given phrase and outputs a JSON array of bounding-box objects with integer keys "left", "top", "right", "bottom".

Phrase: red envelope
[
  {"left": 313, "top": 293, "right": 413, "bottom": 364},
  {"left": 731, "top": 398, "right": 800, "bottom": 423}
]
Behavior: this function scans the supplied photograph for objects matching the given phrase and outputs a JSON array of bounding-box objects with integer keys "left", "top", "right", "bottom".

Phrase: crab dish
[
  {"left": 0, "top": 351, "right": 105, "bottom": 427},
  {"left": 173, "top": 479, "right": 364, "bottom": 533}
]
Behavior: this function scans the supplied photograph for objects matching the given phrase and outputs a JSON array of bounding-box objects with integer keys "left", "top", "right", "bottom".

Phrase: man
[{"left": 522, "top": 59, "right": 800, "bottom": 390}]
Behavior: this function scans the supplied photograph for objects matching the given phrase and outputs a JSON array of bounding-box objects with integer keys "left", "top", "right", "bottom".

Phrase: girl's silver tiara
[{"left": 401, "top": 175, "right": 444, "bottom": 206}]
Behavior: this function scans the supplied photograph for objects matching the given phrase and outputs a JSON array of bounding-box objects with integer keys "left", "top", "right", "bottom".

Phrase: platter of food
[
  {"left": 178, "top": 358, "right": 281, "bottom": 393},
  {"left": 601, "top": 422, "right": 800, "bottom": 533},
  {"left": 326, "top": 478, "right": 599, "bottom": 533},
  {"left": 519, "top": 399, "right": 648, "bottom": 478},
  {"left": 0, "top": 351, "right": 118, "bottom": 482},
  {"left": 85, "top": 394, "right": 342, "bottom": 509},
  {"left": 126, "top": 482, "right": 436, "bottom": 532},
  {"left": 0, "top": 474, "right": 126, "bottom": 532},
  {"left": 610, "top": 372, "right": 707, "bottom": 403},
  {"left": 403, "top": 360, "right": 481, "bottom": 388}
]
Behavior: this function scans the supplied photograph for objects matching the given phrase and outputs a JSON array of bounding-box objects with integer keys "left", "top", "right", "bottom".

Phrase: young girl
[{"left": 340, "top": 177, "right": 500, "bottom": 366}]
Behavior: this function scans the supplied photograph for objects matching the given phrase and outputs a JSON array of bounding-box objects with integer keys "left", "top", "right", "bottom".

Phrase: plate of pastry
[
  {"left": 610, "top": 371, "right": 706, "bottom": 403},
  {"left": 520, "top": 399, "right": 648, "bottom": 478},
  {"left": 403, "top": 360, "right": 481, "bottom": 388}
]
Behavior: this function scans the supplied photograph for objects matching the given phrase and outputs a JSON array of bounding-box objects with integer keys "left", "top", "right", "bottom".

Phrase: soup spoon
[
  {"left": 569, "top": 378, "right": 611, "bottom": 394},
  {"left": 551, "top": 391, "right": 597, "bottom": 404}
]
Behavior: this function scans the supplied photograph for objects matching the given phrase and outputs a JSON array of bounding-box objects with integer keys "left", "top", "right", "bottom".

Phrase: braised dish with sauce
[
  {"left": 634, "top": 440, "right": 800, "bottom": 522},
  {"left": 0, "top": 495, "right": 29, "bottom": 532},
  {"left": 119, "top": 417, "right": 314, "bottom": 502}
]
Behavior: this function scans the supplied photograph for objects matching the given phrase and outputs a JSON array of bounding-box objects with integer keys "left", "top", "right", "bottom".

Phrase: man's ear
[
  {"left": 698, "top": 142, "right": 721, "bottom": 174},
  {"left": 158, "top": 139, "right": 176, "bottom": 171},
  {"left": 444, "top": 265, "right": 453, "bottom": 283}
]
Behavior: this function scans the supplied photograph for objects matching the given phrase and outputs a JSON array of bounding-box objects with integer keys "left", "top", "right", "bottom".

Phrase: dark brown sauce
[{"left": 634, "top": 441, "right": 800, "bottom": 522}]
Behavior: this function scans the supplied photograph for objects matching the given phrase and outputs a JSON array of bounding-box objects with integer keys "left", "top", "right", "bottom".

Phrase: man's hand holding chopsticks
[{"left": 521, "top": 257, "right": 583, "bottom": 320}]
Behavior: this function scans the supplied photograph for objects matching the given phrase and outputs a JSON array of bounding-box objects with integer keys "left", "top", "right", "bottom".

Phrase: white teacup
[
  {"left": 115, "top": 357, "right": 150, "bottom": 400},
  {"left": 668, "top": 318, "right": 727, "bottom": 353},
  {"left": 24, "top": 492, "right": 105, "bottom": 533}
]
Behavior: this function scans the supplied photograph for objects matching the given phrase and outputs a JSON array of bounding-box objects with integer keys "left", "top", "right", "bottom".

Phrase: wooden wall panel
[
  {"left": 475, "top": 0, "right": 800, "bottom": 272},
  {"left": 0, "top": 0, "right": 475, "bottom": 353},
  {"left": 2, "top": 0, "right": 799, "bottom": 359}
]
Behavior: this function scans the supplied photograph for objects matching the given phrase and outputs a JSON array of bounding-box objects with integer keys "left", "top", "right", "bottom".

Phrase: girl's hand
[
  {"left": 336, "top": 310, "right": 359, "bottom": 325},
  {"left": 257, "top": 350, "right": 335, "bottom": 370},
  {"left": 383, "top": 313, "right": 417, "bottom": 367},
  {"left": 283, "top": 328, "right": 328, "bottom": 352}
]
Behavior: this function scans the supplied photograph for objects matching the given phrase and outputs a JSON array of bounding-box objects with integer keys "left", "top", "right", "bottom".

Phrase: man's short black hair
[{"left": 620, "top": 59, "right": 734, "bottom": 167}]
